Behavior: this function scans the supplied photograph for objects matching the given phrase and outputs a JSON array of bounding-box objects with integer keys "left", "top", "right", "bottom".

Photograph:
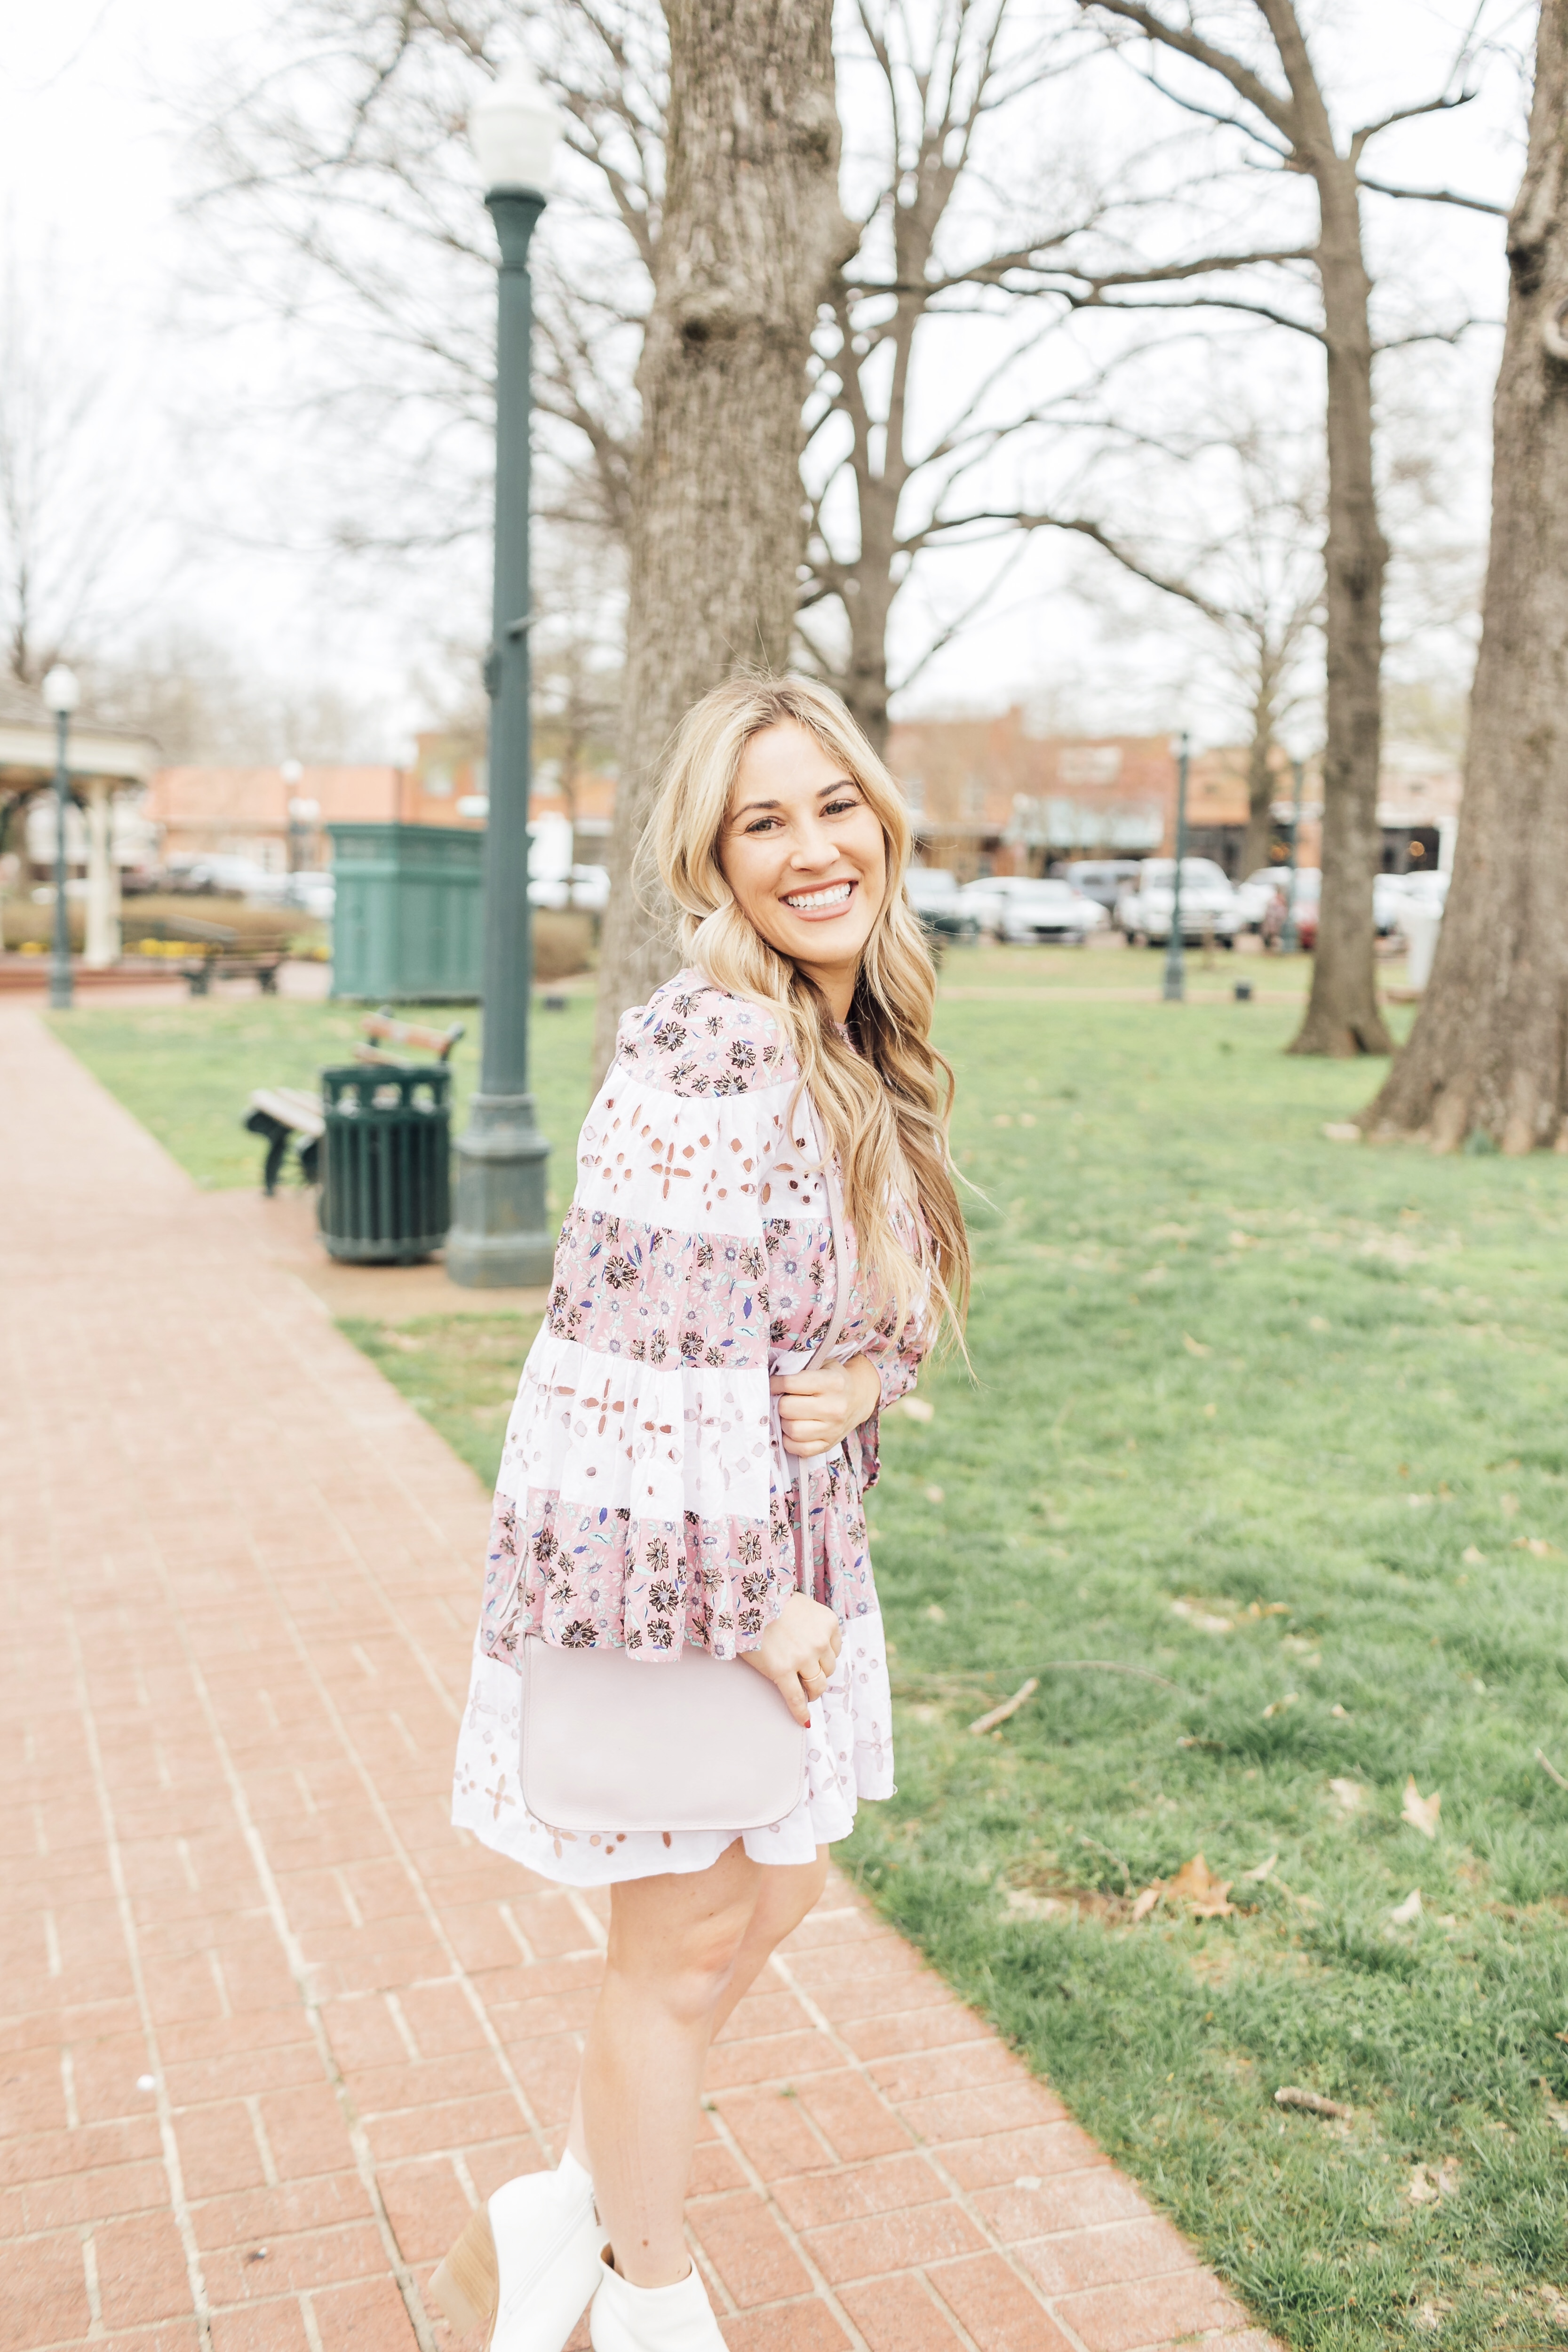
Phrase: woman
[{"left": 436, "top": 675, "right": 969, "bottom": 2352}]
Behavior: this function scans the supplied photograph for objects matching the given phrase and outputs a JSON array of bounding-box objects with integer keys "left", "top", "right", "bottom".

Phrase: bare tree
[
  {"left": 0, "top": 254, "right": 157, "bottom": 686},
  {"left": 1367, "top": 0, "right": 1568, "bottom": 1153},
  {"left": 1049, "top": 395, "right": 1323, "bottom": 870},
  {"left": 1071, "top": 0, "right": 1509, "bottom": 1057},
  {"left": 796, "top": 2, "right": 1098, "bottom": 752}
]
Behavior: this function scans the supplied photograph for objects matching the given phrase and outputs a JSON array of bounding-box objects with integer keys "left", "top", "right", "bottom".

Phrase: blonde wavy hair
[{"left": 640, "top": 674, "right": 970, "bottom": 1351}]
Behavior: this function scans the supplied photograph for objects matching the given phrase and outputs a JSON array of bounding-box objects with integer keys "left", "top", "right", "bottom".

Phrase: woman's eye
[{"left": 824, "top": 796, "right": 859, "bottom": 817}]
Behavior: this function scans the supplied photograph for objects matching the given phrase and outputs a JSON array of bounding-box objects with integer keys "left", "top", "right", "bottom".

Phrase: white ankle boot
[
  {"left": 430, "top": 2153, "right": 602, "bottom": 2352},
  {"left": 589, "top": 2249, "right": 726, "bottom": 2351}
]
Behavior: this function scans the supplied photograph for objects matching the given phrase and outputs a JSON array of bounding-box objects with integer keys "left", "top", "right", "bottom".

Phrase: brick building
[{"left": 887, "top": 707, "right": 1460, "bottom": 879}]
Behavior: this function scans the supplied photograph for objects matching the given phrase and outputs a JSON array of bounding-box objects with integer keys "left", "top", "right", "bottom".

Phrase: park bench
[
  {"left": 243, "top": 1010, "right": 465, "bottom": 1194},
  {"left": 122, "top": 913, "right": 291, "bottom": 995},
  {"left": 184, "top": 944, "right": 288, "bottom": 996}
]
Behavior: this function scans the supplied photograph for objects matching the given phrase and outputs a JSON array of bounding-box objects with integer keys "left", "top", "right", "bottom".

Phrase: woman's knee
[{"left": 605, "top": 1878, "right": 756, "bottom": 2025}]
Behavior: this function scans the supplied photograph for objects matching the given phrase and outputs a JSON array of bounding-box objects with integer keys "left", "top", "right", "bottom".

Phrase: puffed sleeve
[{"left": 478, "top": 976, "right": 802, "bottom": 1667}]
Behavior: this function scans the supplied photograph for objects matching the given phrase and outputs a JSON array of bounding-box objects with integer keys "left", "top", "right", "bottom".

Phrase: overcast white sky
[{"left": 0, "top": 0, "right": 1533, "bottom": 758}]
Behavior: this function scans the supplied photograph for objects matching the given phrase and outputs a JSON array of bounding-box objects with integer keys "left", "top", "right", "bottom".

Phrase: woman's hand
[
  {"left": 739, "top": 1590, "right": 843, "bottom": 1726},
  {"left": 770, "top": 1354, "right": 882, "bottom": 1457}
]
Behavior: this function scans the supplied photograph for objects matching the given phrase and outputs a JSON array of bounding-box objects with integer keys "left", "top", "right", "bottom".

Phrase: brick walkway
[{"left": 0, "top": 1006, "right": 1272, "bottom": 2352}]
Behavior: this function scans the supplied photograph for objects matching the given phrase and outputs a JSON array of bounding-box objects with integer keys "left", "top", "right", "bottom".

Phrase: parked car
[
  {"left": 529, "top": 864, "right": 611, "bottom": 913},
  {"left": 1056, "top": 858, "right": 1144, "bottom": 914},
  {"left": 1115, "top": 858, "right": 1243, "bottom": 946},
  {"left": 905, "top": 866, "right": 980, "bottom": 947},
  {"left": 168, "top": 854, "right": 289, "bottom": 902},
  {"left": 997, "top": 880, "right": 1108, "bottom": 945},
  {"left": 956, "top": 874, "right": 1048, "bottom": 937}
]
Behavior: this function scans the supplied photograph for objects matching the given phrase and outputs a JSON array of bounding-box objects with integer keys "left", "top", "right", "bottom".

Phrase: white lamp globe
[
  {"left": 471, "top": 61, "right": 564, "bottom": 194},
  {"left": 42, "top": 665, "right": 81, "bottom": 717}
]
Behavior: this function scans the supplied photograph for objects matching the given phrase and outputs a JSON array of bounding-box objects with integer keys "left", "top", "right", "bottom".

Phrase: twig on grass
[
  {"left": 1041, "top": 1659, "right": 1184, "bottom": 1692},
  {"left": 969, "top": 1678, "right": 1039, "bottom": 1734},
  {"left": 1536, "top": 1746, "right": 1568, "bottom": 1790},
  {"left": 1078, "top": 1831, "right": 1133, "bottom": 1892},
  {"left": 968, "top": 1660, "right": 1185, "bottom": 1737},
  {"left": 1275, "top": 2086, "right": 1353, "bottom": 2120}
]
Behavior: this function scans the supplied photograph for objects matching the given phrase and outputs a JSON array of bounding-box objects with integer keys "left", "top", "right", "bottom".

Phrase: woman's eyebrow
[{"left": 731, "top": 778, "right": 858, "bottom": 818}]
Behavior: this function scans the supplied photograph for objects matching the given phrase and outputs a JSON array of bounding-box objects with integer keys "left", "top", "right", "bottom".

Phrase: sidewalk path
[{"left": 0, "top": 1006, "right": 1273, "bottom": 2352}]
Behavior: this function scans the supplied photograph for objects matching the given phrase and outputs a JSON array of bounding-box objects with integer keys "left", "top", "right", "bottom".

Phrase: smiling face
[{"left": 718, "top": 719, "right": 888, "bottom": 1018}]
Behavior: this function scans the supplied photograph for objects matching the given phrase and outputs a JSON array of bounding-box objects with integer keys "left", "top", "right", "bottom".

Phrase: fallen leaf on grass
[
  {"left": 924, "top": 1603, "right": 947, "bottom": 1623},
  {"left": 1402, "top": 1777, "right": 1442, "bottom": 1838},
  {"left": 1413, "top": 2301, "right": 1453, "bottom": 2332},
  {"left": 1389, "top": 1888, "right": 1424, "bottom": 1925},
  {"left": 1262, "top": 1693, "right": 1297, "bottom": 1719},
  {"left": 1514, "top": 1535, "right": 1556, "bottom": 1557},
  {"left": 1130, "top": 1884, "right": 1162, "bottom": 1922},
  {"left": 1462, "top": 1544, "right": 1487, "bottom": 1565},
  {"left": 1182, "top": 1333, "right": 1210, "bottom": 1356},
  {"left": 1242, "top": 1852, "right": 1278, "bottom": 1882},
  {"left": 923, "top": 1484, "right": 946, "bottom": 1505},
  {"left": 1274, "top": 2086, "right": 1353, "bottom": 2120},
  {"left": 1329, "top": 1777, "right": 1366, "bottom": 1813},
  {"left": 895, "top": 1395, "right": 935, "bottom": 1423},
  {"left": 1168, "top": 1853, "right": 1236, "bottom": 1917}
]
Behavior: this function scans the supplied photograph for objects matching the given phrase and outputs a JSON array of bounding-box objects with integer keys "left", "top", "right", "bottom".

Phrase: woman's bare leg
[
  {"left": 709, "top": 1846, "right": 828, "bottom": 2039},
  {"left": 565, "top": 1846, "right": 830, "bottom": 2282}
]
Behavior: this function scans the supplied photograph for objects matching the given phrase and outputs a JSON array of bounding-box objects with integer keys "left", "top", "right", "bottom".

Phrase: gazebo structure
[{"left": 0, "top": 681, "right": 158, "bottom": 966}]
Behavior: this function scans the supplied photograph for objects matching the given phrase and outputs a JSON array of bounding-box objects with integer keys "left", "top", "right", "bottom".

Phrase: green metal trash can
[
  {"left": 318, "top": 1065, "right": 453, "bottom": 1263},
  {"left": 328, "top": 821, "right": 484, "bottom": 1002}
]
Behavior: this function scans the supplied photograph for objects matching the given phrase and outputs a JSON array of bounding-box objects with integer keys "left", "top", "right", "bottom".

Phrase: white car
[
  {"left": 1116, "top": 858, "right": 1242, "bottom": 946},
  {"left": 998, "top": 881, "right": 1108, "bottom": 945},
  {"left": 529, "top": 864, "right": 611, "bottom": 913},
  {"left": 957, "top": 875, "right": 1049, "bottom": 938}
]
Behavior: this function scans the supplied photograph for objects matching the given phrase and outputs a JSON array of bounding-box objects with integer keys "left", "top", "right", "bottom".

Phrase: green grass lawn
[
  {"left": 52, "top": 969, "right": 1568, "bottom": 2351},
  {"left": 48, "top": 990, "right": 597, "bottom": 1214}
]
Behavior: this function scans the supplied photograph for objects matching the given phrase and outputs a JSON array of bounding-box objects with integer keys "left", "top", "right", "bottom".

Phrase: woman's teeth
[{"left": 783, "top": 882, "right": 853, "bottom": 910}]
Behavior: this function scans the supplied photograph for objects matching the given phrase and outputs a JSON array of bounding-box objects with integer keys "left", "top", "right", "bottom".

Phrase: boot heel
[{"left": 430, "top": 2203, "right": 499, "bottom": 2336}]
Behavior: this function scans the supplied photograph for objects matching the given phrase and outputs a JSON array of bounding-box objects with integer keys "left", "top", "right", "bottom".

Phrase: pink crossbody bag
[{"left": 518, "top": 1102, "right": 852, "bottom": 1837}]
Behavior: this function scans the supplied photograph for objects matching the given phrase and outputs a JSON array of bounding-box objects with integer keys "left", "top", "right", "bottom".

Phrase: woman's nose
[{"left": 789, "top": 823, "right": 837, "bottom": 868}]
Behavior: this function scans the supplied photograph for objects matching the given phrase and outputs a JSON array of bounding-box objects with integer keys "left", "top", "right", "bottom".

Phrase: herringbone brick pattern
[{"left": 0, "top": 1005, "right": 1274, "bottom": 2352}]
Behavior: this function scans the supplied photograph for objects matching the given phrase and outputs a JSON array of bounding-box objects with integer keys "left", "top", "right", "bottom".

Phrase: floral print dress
[{"left": 450, "top": 969, "right": 927, "bottom": 1885}]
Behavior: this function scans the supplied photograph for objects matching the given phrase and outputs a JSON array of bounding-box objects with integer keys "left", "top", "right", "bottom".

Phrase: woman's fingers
[{"left": 777, "top": 1669, "right": 811, "bottom": 1726}]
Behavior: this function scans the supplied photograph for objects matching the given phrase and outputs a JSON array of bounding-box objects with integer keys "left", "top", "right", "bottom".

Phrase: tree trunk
[
  {"left": 1367, "top": 3, "right": 1568, "bottom": 1150},
  {"left": 1240, "top": 732, "right": 1275, "bottom": 882},
  {"left": 1240, "top": 650, "right": 1282, "bottom": 880},
  {"left": 1288, "top": 147, "right": 1392, "bottom": 1056},
  {"left": 841, "top": 543, "right": 895, "bottom": 760},
  {"left": 591, "top": 0, "right": 854, "bottom": 1077}
]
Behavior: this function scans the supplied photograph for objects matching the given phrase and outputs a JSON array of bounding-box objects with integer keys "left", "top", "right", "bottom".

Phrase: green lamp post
[
  {"left": 42, "top": 665, "right": 81, "bottom": 1013},
  {"left": 1162, "top": 731, "right": 1190, "bottom": 1004},
  {"left": 447, "top": 62, "right": 564, "bottom": 1289}
]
